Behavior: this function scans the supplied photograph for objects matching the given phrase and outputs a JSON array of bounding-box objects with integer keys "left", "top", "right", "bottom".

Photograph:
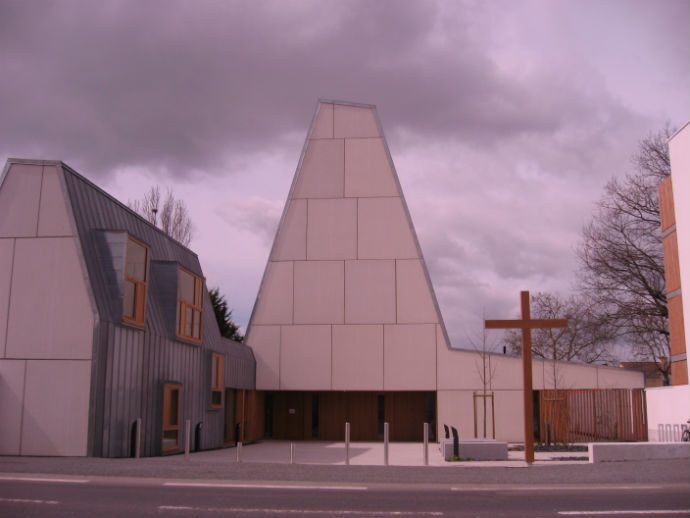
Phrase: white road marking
[
  {"left": 158, "top": 506, "right": 442, "bottom": 515},
  {"left": 0, "top": 476, "right": 89, "bottom": 484},
  {"left": 558, "top": 511, "right": 690, "bottom": 516},
  {"left": 451, "top": 485, "right": 665, "bottom": 492},
  {"left": 163, "top": 482, "right": 367, "bottom": 491},
  {"left": 0, "top": 497, "right": 59, "bottom": 505}
]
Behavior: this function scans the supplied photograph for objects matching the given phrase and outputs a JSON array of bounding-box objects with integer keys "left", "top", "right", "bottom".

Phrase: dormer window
[
  {"left": 177, "top": 267, "right": 203, "bottom": 342},
  {"left": 123, "top": 237, "right": 148, "bottom": 326}
]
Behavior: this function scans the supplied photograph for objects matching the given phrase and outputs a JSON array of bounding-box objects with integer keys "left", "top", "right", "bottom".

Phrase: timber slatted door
[
  {"left": 538, "top": 389, "right": 647, "bottom": 443},
  {"left": 162, "top": 383, "right": 182, "bottom": 454}
]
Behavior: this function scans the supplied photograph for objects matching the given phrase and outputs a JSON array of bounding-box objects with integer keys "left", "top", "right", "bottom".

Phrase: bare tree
[
  {"left": 504, "top": 292, "right": 616, "bottom": 366},
  {"left": 129, "top": 186, "right": 194, "bottom": 247},
  {"left": 469, "top": 325, "right": 498, "bottom": 438},
  {"left": 577, "top": 127, "right": 673, "bottom": 384}
]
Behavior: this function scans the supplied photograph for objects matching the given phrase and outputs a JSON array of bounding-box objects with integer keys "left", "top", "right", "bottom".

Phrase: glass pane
[
  {"left": 184, "top": 306, "right": 193, "bottom": 337},
  {"left": 126, "top": 239, "right": 147, "bottom": 280},
  {"left": 169, "top": 389, "right": 179, "bottom": 426},
  {"left": 178, "top": 269, "right": 194, "bottom": 303},
  {"left": 211, "top": 357, "right": 219, "bottom": 387},
  {"left": 192, "top": 310, "right": 201, "bottom": 339},
  {"left": 123, "top": 280, "right": 135, "bottom": 318},
  {"left": 194, "top": 278, "right": 202, "bottom": 305},
  {"left": 212, "top": 391, "right": 222, "bottom": 406}
]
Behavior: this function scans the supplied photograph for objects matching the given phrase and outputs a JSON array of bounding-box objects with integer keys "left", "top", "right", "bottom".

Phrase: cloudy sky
[{"left": 1, "top": 0, "right": 688, "bottom": 351}]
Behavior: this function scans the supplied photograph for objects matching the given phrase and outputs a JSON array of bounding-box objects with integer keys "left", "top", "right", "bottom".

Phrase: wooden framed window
[
  {"left": 162, "top": 383, "right": 182, "bottom": 453},
  {"left": 211, "top": 353, "right": 224, "bottom": 409},
  {"left": 177, "top": 268, "right": 203, "bottom": 343},
  {"left": 123, "top": 237, "right": 148, "bottom": 326}
]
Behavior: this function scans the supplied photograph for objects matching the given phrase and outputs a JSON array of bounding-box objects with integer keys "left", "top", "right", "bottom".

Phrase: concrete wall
[
  {"left": 645, "top": 384, "right": 690, "bottom": 441},
  {"left": 435, "top": 326, "right": 645, "bottom": 441},
  {"left": 0, "top": 161, "right": 94, "bottom": 456}
]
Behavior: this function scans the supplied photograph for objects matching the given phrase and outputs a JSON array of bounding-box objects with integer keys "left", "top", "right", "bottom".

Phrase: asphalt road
[{"left": 1, "top": 476, "right": 689, "bottom": 518}]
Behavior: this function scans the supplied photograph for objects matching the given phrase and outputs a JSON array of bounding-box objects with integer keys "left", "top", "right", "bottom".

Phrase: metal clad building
[{"left": 0, "top": 158, "right": 255, "bottom": 458}]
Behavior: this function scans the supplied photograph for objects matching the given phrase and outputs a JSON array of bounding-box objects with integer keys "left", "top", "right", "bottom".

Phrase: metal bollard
[
  {"left": 184, "top": 420, "right": 191, "bottom": 461},
  {"left": 236, "top": 441, "right": 243, "bottom": 463},
  {"left": 345, "top": 422, "right": 350, "bottom": 466},
  {"left": 423, "top": 422, "right": 429, "bottom": 466},
  {"left": 135, "top": 418, "right": 142, "bottom": 459},
  {"left": 290, "top": 442, "right": 295, "bottom": 464},
  {"left": 384, "top": 422, "right": 389, "bottom": 466}
]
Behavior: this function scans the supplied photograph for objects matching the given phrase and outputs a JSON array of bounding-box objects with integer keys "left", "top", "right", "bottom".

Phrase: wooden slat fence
[{"left": 538, "top": 389, "right": 647, "bottom": 443}]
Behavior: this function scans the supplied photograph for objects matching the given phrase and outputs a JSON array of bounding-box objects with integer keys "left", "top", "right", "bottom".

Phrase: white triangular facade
[{"left": 246, "top": 101, "right": 448, "bottom": 391}]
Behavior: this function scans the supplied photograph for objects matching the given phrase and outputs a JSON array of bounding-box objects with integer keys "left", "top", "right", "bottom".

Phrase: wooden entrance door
[
  {"left": 162, "top": 383, "right": 182, "bottom": 454},
  {"left": 273, "top": 392, "right": 305, "bottom": 440}
]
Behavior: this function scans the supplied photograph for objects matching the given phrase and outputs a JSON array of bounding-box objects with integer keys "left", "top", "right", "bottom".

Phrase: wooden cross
[{"left": 484, "top": 290, "right": 568, "bottom": 464}]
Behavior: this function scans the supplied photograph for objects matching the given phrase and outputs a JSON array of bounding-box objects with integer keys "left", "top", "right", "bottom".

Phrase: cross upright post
[{"left": 484, "top": 290, "right": 568, "bottom": 464}]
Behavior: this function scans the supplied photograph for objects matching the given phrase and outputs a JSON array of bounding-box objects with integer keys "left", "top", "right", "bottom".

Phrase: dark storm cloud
[{"left": 0, "top": 0, "right": 653, "bottom": 178}]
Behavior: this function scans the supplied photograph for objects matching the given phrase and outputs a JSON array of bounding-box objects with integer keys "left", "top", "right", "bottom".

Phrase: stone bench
[
  {"left": 442, "top": 438, "right": 509, "bottom": 461},
  {"left": 588, "top": 442, "right": 690, "bottom": 463}
]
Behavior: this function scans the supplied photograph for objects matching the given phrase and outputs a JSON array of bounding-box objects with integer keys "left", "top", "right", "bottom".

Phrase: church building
[{"left": 245, "top": 100, "right": 644, "bottom": 443}]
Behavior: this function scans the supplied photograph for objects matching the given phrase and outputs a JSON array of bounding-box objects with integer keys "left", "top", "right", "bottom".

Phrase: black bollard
[
  {"left": 444, "top": 424, "right": 450, "bottom": 439},
  {"left": 451, "top": 426, "right": 459, "bottom": 458}
]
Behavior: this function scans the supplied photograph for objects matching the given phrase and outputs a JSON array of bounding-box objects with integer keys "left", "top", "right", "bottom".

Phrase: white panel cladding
[
  {"left": 344, "top": 138, "right": 398, "bottom": 197},
  {"left": 272, "top": 199, "right": 307, "bottom": 261},
  {"left": 384, "top": 324, "right": 436, "bottom": 390},
  {"left": 332, "top": 324, "right": 383, "bottom": 390},
  {"left": 307, "top": 198, "right": 357, "bottom": 260},
  {"left": 21, "top": 359, "right": 91, "bottom": 456},
  {"left": 252, "top": 261, "right": 293, "bottom": 325},
  {"left": 0, "top": 359, "right": 25, "bottom": 454},
  {"left": 280, "top": 325, "right": 331, "bottom": 390},
  {"left": 6, "top": 237, "right": 93, "bottom": 360},
  {"left": 246, "top": 102, "right": 451, "bottom": 396},
  {"left": 345, "top": 260, "right": 395, "bottom": 324},
  {"left": 334, "top": 104, "right": 380, "bottom": 138},
  {"left": 358, "top": 198, "right": 419, "bottom": 259},
  {"left": 37, "top": 166, "right": 72, "bottom": 237},
  {"left": 0, "top": 239, "right": 14, "bottom": 357},
  {"left": 293, "top": 260, "right": 344, "bottom": 324},
  {"left": 594, "top": 365, "right": 645, "bottom": 388},
  {"left": 293, "top": 140, "right": 344, "bottom": 199},
  {"left": 0, "top": 164, "right": 42, "bottom": 238},
  {"left": 543, "top": 360, "right": 598, "bottom": 389},
  {"left": 246, "top": 325, "right": 280, "bottom": 390},
  {"left": 396, "top": 259, "right": 439, "bottom": 324},
  {"left": 310, "top": 103, "right": 334, "bottom": 139}
]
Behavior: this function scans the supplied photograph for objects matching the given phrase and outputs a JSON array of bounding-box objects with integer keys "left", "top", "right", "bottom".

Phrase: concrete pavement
[{"left": 0, "top": 441, "right": 688, "bottom": 488}]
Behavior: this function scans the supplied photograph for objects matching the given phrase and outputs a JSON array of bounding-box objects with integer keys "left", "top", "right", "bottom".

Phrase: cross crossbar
[{"left": 484, "top": 319, "right": 568, "bottom": 330}]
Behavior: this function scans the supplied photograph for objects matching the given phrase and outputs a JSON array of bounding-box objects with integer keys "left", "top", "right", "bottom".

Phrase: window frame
[
  {"left": 210, "top": 353, "right": 225, "bottom": 409},
  {"left": 122, "top": 236, "right": 149, "bottom": 328},
  {"left": 162, "top": 383, "right": 182, "bottom": 454},
  {"left": 177, "top": 266, "right": 204, "bottom": 344}
]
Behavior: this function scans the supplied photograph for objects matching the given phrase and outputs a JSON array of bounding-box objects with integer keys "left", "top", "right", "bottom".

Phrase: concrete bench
[
  {"left": 442, "top": 438, "right": 508, "bottom": 461},
  {"left": 589, "top": 442, "right": 690, "bottom": 463}
]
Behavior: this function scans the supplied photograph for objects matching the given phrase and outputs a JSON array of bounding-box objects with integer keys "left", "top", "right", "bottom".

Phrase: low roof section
[{"left": 58, "top": 160, "right": 254, "bottom": 387}]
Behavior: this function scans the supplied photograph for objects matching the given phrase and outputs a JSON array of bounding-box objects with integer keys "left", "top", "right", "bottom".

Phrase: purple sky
[{"left": 1, "top": 0, "right": 688, "bottom": 350}]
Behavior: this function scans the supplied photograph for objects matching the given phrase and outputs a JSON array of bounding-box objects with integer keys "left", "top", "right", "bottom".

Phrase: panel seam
[
  {"left": 3, "top": 239, "right": 16, "bottom": 358},
  {"left": 18, "top": 359, "right": 27, "bottom": 454}
]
